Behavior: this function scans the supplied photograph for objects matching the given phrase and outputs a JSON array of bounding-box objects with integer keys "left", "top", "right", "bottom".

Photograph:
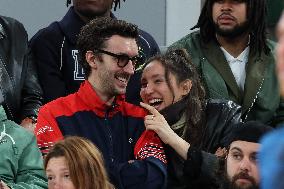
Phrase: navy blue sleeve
[
  {"left": 29, "top": 23, "right": 68, "bottom": 103},
  {"left": 110, "top": 157, "right": 167, "bottom": 189}
]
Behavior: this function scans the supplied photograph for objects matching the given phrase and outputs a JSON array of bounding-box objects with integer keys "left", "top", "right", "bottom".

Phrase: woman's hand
[
  {"left": 140, "top": 102, "right": 190, "bottom": 160},
  {"left": 140, "top": 102, "right": 176, "bottom": 144}
]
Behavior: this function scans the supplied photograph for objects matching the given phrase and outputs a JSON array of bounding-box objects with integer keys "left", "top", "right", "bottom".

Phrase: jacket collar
[
  {"left": 200, "top": 36, "right": 270, "bottom": 111},
  {"left": 160, "top": 98, "right": 187, "bottom": 126},
  {"left": 77, "top": 80, "right": 125, "bottom": 117},
  {"left": 242, "top": 49, "right": 272, "bottom": 114},
  {"left": 58, "top": 7, "right": 116, "bottom": 45},
  {"left": 201, "top": 37, "right": 241, "bottom": 101}
]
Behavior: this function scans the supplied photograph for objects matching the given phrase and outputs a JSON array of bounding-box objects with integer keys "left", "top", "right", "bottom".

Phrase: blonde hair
[{"left": 44, "top": 136, "right": 113, "bottom": 189}]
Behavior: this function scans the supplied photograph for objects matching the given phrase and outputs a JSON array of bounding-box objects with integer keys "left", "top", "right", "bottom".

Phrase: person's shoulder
[
  {"left": 0, "top": 15, "right": 27, "bottom": 35},
  {"left": 0, "top": 15, "right": 23, "bottom": 27},
  {"left": 4, "top": 119, "right": 34, "bottom": 142},
  {"left": 30, "top": 21, "right": 63, "bottom": 45},
  {"left": 170, "top": 30, "right": 201, "bottom": 50},
  {"left": 138, "top": 29, "right": 156, "bottom": 43},
  {"left": 121, "top": 101, "right": 147, "bottom": 118},
  {"left": 137, "top": 28, "right": 160, "bottom": 54},
  {"left": 39, "top": 93, "right": 77, "bottom": 114},
  {"left": 205, "top": 98, "right": 242, "bottom": 113}
]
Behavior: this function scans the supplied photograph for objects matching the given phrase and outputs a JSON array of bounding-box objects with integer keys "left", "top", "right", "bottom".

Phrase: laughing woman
[{"left": 140, "top": 48, "right": 241, "bottom": 189}]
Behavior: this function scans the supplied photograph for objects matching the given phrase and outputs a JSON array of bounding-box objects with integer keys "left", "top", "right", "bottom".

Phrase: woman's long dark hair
[
  {"left": 192, "top": 0, "right": 269, "bottom": 55},
  {"left": 144, "top": 48, "right": 206, "bottom": 146}
]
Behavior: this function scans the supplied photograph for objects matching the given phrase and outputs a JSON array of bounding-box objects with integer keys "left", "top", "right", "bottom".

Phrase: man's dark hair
[
  {"left": 77, "top": 17, "right": 138, "bottom": 78},
  {"left": 192, "top": 0, "right": 270, "bottom": 55},
  {"left": 66, "top": 0, "right": 125, "bottom": 11}
]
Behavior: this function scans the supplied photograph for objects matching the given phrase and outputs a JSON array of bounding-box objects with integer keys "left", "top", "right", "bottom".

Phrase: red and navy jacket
[{"left": 35, "top": 81, "right": 167, "bottom": 189}]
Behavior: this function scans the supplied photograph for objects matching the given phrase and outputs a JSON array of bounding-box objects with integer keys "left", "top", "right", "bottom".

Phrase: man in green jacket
[
  {"left": 171, "top": 0, "right": 284, "bottom": 127},
  {"left": 0, "top": 92, "right": 47, "bottom": 189}
]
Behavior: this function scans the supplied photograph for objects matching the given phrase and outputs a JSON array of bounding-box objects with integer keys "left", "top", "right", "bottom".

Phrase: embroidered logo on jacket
[
  {"left": 136, "top": 142, "right": 167, "bottom": 164},
  {"left": 72, "top": 50, "right": 85, "bottom": 80},
  {"left": 36, "top": 125, "right": 54, "bottom": 136}
]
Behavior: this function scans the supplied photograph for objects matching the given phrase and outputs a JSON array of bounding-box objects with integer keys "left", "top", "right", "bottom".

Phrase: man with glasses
[
  {"left": 34, "top": 17, "right": 167, "bottom": 189},
  {"left": 30, "top": 0, "right": 159, "bottom": 106}
]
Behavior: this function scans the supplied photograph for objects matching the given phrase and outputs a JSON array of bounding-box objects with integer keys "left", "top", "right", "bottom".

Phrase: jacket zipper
[{"left": 104, "top": 106, "right": 114, "bottom": 163}]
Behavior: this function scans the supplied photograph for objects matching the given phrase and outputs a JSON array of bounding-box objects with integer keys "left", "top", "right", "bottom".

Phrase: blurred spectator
[
  {"left": 259, "top": 127, "right": 284, "bottom": 189},
  {"left": 0, "top": 99, "right": 47, "bottom": 188},
  {"left": 0, "top": 15, "right": 43, "bottom": 132},
  {"left": 259, "top": 11, "right": 284, "bottom": 189}
]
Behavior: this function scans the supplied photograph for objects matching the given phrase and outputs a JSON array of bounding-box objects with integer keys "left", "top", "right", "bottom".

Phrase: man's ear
[
  {"left": 181, "top": 79, "right": 192, "bottom": 96},
  {"left": 85, "top": 51, "right": 98, "bottom": 69}
]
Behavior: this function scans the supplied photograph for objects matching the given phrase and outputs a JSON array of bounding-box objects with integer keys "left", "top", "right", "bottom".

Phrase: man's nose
[
  {"left": 221, "top": 1, "right": 233, "bottom": 11},
  {"left": 123, "top": 60, "right": 135, "bottom": 75},
  {"left": 239, "top": 158, "right": 251, "bottom": 172}
]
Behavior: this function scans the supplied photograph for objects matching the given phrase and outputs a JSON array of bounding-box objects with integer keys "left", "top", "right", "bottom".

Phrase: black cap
[{"left": 224, "top": 121, "right": 273, "bottom": 147}]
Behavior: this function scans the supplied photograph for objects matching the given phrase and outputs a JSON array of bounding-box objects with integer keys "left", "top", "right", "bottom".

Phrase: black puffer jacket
[
  {"left": 161, "top": 98, "right": 241, "bottom": 189},
  {"left": 0, "top": 16, "right": 43, "bottom": 123}
]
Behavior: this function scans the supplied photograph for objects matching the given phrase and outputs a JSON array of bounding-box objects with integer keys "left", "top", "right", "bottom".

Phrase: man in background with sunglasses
[{"left": 34, "top": 17, "right": 167, "bottom": 189}]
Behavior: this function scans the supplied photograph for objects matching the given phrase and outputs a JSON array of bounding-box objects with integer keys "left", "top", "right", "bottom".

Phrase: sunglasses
[{"left": 94, "top": 48, "right": 143, "bottom": 71}]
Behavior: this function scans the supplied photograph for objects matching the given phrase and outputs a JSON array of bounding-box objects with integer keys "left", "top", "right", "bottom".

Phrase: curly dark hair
[
  {"left": 144, "top": 48, "right": 206, "bottom": 145},
  {"left": 66, "top": 0, "right": 125, "bottom": 11},
  {"left": 192, "top": 0, "right": 269, "bottom": 55},
  {"left": 77, "top": 17, "right": 138, "bottom": 78}
]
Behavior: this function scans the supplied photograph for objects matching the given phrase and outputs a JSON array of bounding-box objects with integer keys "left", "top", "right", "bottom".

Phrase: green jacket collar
[{"left": 200, "top": 38, "right": 273, "bottom": 113}]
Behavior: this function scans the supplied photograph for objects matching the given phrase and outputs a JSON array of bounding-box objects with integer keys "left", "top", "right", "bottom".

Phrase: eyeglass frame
[{"left": 93, "top": 48, "right": 143, "bottom": 70}]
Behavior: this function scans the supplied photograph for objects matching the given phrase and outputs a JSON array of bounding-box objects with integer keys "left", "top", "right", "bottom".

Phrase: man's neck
[
  {"left": 216, "top": 33, "right": 250, "bottom": 58},
  {"left": 74, "top": 9, "right": 111, "bottom": 23},
  {"left": 88, "top": 79, "right": 115, "bottom": 106}
]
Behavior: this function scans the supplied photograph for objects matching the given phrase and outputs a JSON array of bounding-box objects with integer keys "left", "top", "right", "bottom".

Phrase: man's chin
[
  {"left": 233, "top": 180, "right": 258, "bottom": 189},
  {"left": 114, "top": 88, "right": 127, "bottom": 96},
  {"left": 235, "top": 180, "right": 253, "bottom": 189},
  {"left": 214, "top": 22, "right": 249, "bottom": 38}
]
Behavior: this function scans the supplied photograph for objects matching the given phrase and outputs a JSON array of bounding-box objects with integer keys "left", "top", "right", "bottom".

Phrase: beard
[
  {"left": 221, "top": 171, "right": 259, "bottom": 189},
  {"left": 214, "top": 20, "right": 250, "bottom": 38},
  {"left": 98, "top": 68, "right": 130, "bottom": 97}
]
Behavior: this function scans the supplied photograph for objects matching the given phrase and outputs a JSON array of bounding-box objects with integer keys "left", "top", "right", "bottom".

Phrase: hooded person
[{"left": 0, "top": 90, "right": 47, "bottom": 189}]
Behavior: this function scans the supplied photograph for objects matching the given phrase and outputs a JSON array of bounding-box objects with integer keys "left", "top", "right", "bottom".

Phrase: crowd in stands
[{"left": 0, "top": 0, "right": 284, "bottom": 189}]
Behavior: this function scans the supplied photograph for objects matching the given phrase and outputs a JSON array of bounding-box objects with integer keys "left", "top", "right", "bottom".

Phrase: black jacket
[
  {"left": 161, "top": 99, "right": 241, "bottom": 189},
  {"left": 30, "top": 7, "right": 160, "bottom": 105},
  {"left": 0, "top": 16, "right": 43, "bottom": 123}
]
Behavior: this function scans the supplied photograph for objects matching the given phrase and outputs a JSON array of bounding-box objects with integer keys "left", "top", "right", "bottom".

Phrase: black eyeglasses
[{"left": 94, "top": 48, "right": 143, "bottom": 70}]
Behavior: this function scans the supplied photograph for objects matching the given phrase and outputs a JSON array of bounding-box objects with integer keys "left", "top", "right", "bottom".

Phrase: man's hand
[
  {"left": 20, "top": 117, "right": 36, "bottom": 133},
  {"left": 0, "top": 180, "right": 9, "bottom": 189}
]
